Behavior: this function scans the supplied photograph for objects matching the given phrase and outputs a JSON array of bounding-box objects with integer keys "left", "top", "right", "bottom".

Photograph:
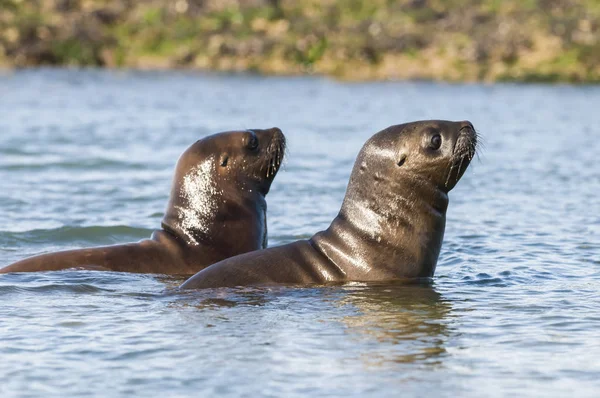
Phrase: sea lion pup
[
  {"left": 0, "top": 128, "right": 286, "bottom": 275},
  {"left": 181, "top": 120, "right": 478, "bottom": 289}
]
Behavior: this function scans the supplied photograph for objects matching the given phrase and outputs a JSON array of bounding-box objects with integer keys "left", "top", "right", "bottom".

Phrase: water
[{"left": 1, "top": 69, "right": 599, "bottom": 397}]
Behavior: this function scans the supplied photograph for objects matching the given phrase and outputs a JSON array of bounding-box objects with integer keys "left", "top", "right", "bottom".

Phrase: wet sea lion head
[
  {"left": 397, "top": 119, "right": 478, "bottom": 192},
  {"left": 333, "top": 120, "right": 477, "bottom": 278},
  {"left": 213, "top": 127, "right": 287, "bottom": 195},
  {"left": 346, "top": 120, "right": 477, "bottom": 198},
  {"left": 162, "top": 127, "right": 286, "bottom": 247}
]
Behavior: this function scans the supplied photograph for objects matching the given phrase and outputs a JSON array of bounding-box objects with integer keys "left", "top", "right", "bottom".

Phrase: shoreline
[
  {"left": 1, "top": 65, "right": 598, "bottom": 86},
  {"left": 1, "top": 1, "right": 598, "bottom": 84}
]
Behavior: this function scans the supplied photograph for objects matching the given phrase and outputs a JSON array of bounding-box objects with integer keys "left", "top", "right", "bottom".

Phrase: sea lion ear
[
  {"left": 396, "top": 142, "right": 409, "bottom": 167},
  {"left": 397, "top": 154, "right": 407, "bottom": 167},
  {"left": 219, "top": 154, "right": 229, "bottom": 167}
]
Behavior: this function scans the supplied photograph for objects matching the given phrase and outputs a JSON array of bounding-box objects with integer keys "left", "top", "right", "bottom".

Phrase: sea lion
[
  {"left": 181, "top": 120, "right": 477, "bottom": 289},
  {"left": 0, "top": 127, "right": 286, "bottom": 275}
]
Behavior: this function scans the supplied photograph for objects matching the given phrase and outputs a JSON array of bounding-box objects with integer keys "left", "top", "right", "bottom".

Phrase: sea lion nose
[
  {"left": 269, "top": 127, "right": 284, "bottom": 140},
  {"left": 459, "top": 121, "right": 474, "bottom": 131},
  {"left": 269, "top": 127, "right": 286, "bottom": 145}
]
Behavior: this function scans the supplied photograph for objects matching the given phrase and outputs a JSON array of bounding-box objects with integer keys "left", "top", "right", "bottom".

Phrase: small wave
[
  {"left": 0, "top": 225, "right": 153, "bottom": 246},
  {"left": 0, "top": 283, "right": 110, "bottom": 295},
  {"left": 2, "top": 158, "right": 149, "bottom": 171},
  {"left": 269, "top": 234, "right": 313, "bottom": 246},
  {"left": 463, "top": 276, "right": 507, "bottom": 286},
  {"left": 0, "top": 270, "right": 167, "bottom": 298}
]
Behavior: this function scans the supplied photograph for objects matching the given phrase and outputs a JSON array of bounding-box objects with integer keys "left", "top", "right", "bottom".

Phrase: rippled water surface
[{"left": 1, "top": 69, "right": 599, "bottom": 397}]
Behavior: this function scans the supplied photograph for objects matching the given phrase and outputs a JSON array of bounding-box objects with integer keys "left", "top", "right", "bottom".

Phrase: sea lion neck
[
  {"left": 159, "top": 152, "right": 268, "bottom": 249},
  {"left": 161, "top": 180, "right": 267, "bottom": 249},
  {"left": 160, "top": 157, "right": 221, "bottom": 246},
  {"left": 310, "top": 172, "right": 448, "bottom": 280}
]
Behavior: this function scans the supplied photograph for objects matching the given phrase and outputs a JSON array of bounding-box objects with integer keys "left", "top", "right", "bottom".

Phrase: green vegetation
[{"left": 0, "top": 0, "right": 599, "bottom": 82}]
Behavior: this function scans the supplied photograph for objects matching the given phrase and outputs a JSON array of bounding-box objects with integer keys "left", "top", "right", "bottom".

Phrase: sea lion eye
[
  {"left": 220, "top": 156, "right": 229, "bottom": 167},
  {"left": 246, "top": 132, "right": 259, "bottom": 151},
  {"left": 430, "top": 134, "right": 442, "bottom": 150}
]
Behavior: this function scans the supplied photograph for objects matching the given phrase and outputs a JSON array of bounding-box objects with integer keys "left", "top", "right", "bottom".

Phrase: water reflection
[
  {"left": 171, "top": 281, "right": 453, "bottom": 368},
  {"left": 172, "top": 286, "right": 276, "bottom": 310},
  {"left": 337, "top": 282, "right": 453, "bottom": 367}
]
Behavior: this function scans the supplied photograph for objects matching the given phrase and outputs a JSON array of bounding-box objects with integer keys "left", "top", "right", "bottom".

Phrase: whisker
[
  {"left": 444, "top": 158, "right": 455, "bottom": 188},
  {"left": 474, "top": 131, "right": 485, "bottom": 148},
  {"left": 262, "top": 135, "right": 287, "bottom": 179},
  {"left": 276, "top": 147, "right": 281, "bottom": 168},
  {"left": 456, "top": 156, "right": 465, "bottom": 183}
]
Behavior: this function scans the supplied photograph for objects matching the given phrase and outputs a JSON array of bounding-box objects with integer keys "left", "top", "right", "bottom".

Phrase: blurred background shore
[{"left": 0, "top": 0, "right": 598, "bottom": 82}]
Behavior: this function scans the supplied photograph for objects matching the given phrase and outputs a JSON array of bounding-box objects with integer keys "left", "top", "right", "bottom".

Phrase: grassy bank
[{"left": 1, "top": 0, "right": 599, "bottom": 82}]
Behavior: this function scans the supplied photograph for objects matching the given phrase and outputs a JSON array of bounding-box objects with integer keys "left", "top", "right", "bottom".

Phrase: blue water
[{"left": 0, "top": 69, "right": 599, "bottom": 397}]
